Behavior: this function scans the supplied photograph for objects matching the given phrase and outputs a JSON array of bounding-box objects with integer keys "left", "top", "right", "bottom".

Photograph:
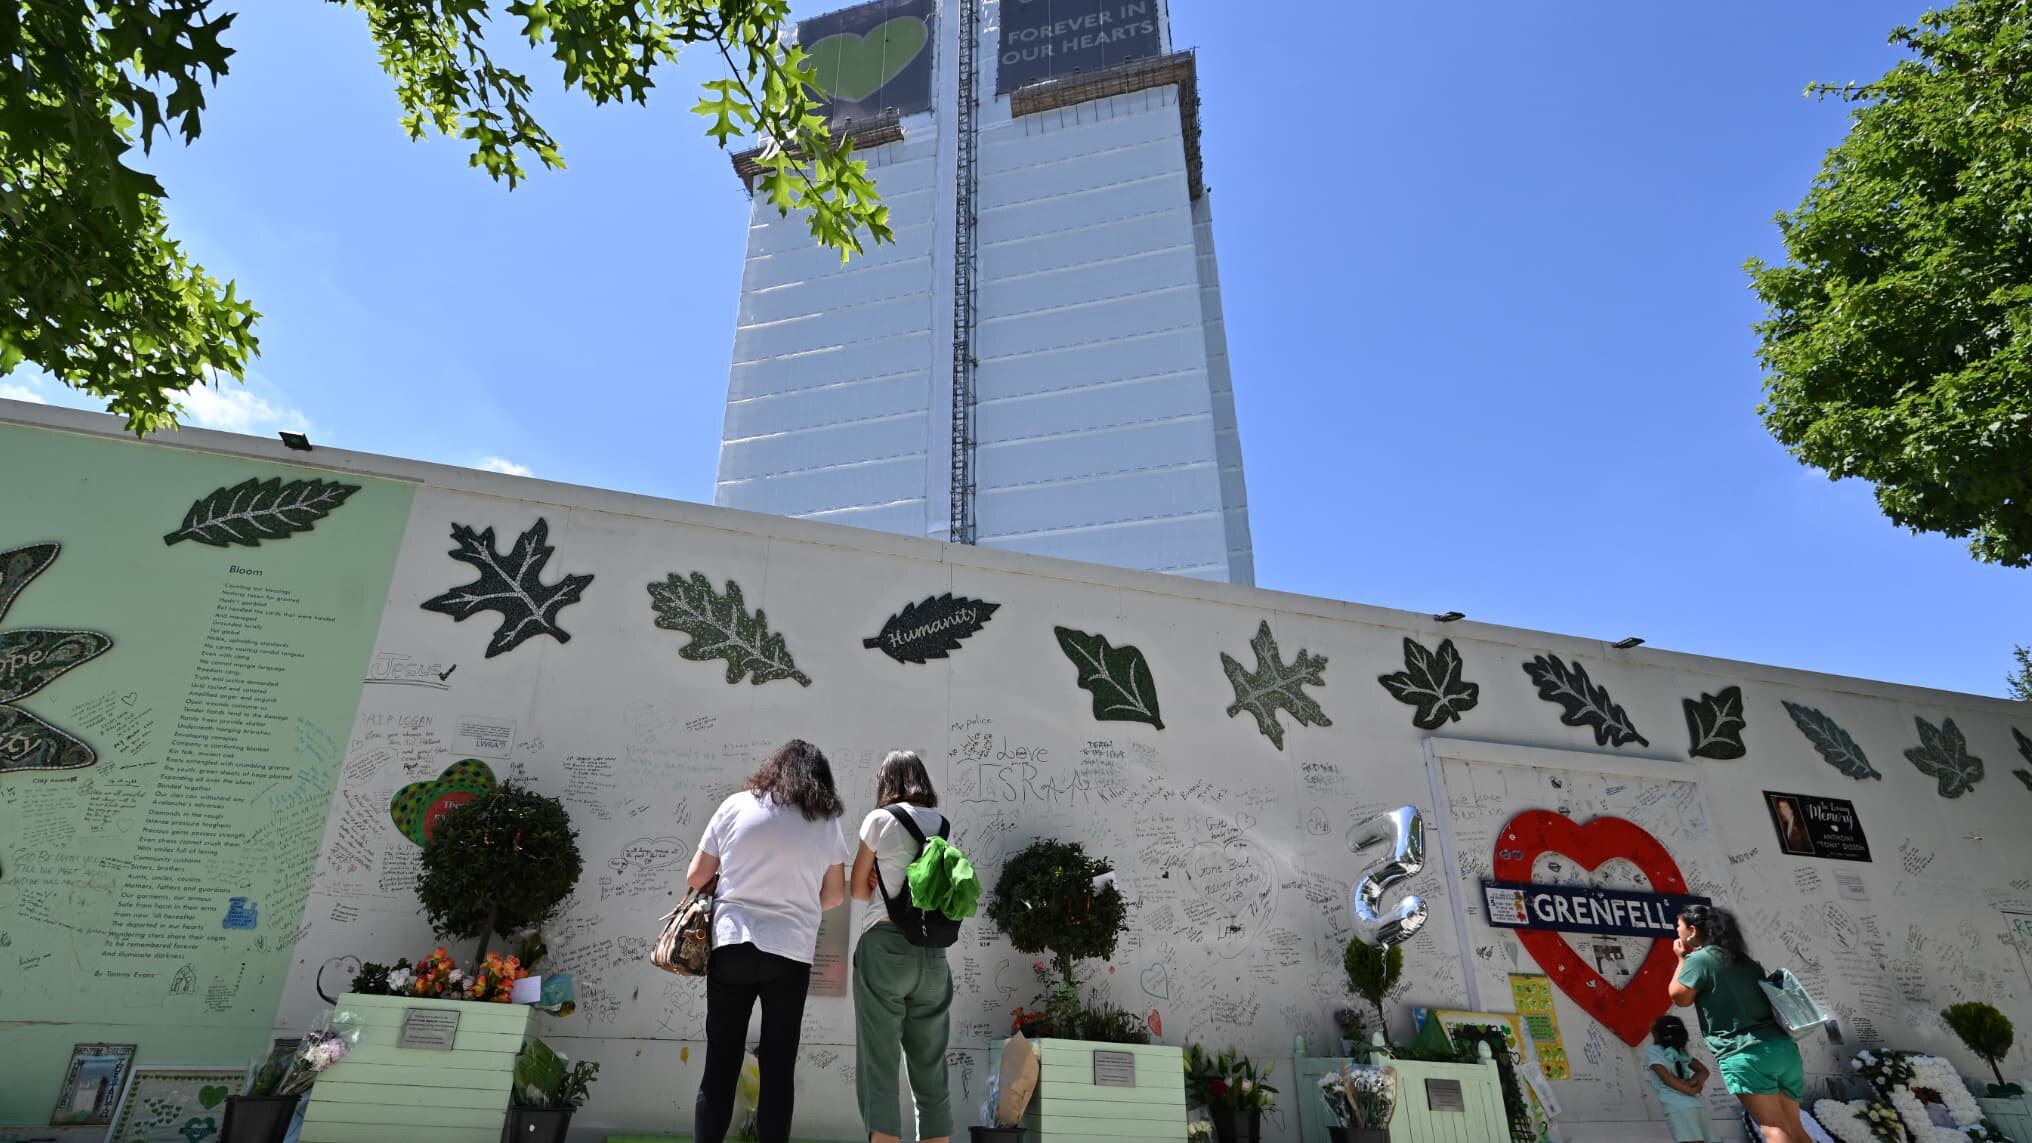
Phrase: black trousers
[{"left": 695, "top": 942, "right": 812, "bottom": 1143}]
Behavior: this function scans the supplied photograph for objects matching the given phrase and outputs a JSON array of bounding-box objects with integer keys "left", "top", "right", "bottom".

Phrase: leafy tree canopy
[
  {"left": 2, "top": 1, "right": 891, "bottom": 431},
  {"left": 1746, "top": 0, "right": 2032, "bottom": 565}
]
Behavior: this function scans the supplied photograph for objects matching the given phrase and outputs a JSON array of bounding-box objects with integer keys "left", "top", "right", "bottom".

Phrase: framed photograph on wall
[
  {"left": 48, "top": 1042, "right": 136, "bottom": 1127},
  {"left": 107, "top": 1067, "right": 246, "bottom": 1143}
]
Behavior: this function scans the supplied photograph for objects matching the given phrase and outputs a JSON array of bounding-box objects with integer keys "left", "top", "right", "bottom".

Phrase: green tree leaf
[
  {"left": 421, "top": 518, "right": 595, "bottom": 658},
  {"left": 0, "top": 630, "right": 113, "bottom": 705},
  {"left": 0, "top": 543, "right": 108, "bottom": 773},
  {"left": 1781, "top": 701, "right": 1880, "bottom": 780},
  {"left": 1220, "top": 620, "right": 1329, "bottom": 750},
  {"left": 1746, "top": 0, "right": 2032, "bottom": 565},
  {"left": 646, "top": 572, "right": 811, "bottom": 686},
  {"left": 1052, "top": 626, "right": 1162, "bottom": 729},
  {"left": 8, "top": 0, "right": 888, "bottom": 427},
  {"left": 2009, "top": 727, "right": 2032, "bottom": 794},
  {"left": 162, "top": 477, "right": 361, "bottom": 547},
  {"left": 1903, "top": 715, "right": 1984, "bottom": 799}
]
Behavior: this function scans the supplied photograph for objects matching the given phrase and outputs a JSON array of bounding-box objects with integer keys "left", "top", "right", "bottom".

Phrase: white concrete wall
[{"left": 6, "top": 403, "right": 2031, "bottom": 1143}]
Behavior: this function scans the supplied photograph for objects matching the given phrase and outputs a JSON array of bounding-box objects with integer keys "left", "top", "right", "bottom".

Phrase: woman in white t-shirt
[
  {"left": 685, "top": 739, "right": 850, "bottom": 1143},
  {"left": 849, "top": 750, "right": 954, "bottom": 1143}
]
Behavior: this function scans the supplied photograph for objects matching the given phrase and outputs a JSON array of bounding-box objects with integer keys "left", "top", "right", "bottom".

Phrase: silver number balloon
[{"left": 1347, "top": 805, "right": 1429, "bottom": 947}]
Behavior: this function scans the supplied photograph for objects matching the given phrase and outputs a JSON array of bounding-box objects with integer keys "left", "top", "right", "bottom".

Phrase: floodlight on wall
[
  {"left": 1611, "top": 637, "right": 1644, "bottom": 649},
  {"left": 1433, "top": 611, "right": 1465, "bottom": 623},
  {"left": 279, "top": 431, "right": 312, "bottom": 451}
]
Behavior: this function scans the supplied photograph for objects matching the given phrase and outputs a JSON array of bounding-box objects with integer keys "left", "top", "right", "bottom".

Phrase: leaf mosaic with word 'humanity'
[
  {"left": 1521, "top": 654, "right": 1648, "bottom": 748},
  {"left": 863, "top": 594, "right": 1000, "bottom": 664},
  {"left": 1903, "top": 716, "right": 1984, "bottom": 799},
  {"left": 1376, "top": 636, "right": 1479, "bottom": 730},
  {"left": 1681, "top": 686, "right": 1747, "bottom": 760},
  {"left": 1221, "top": 620, "right": 1329, "bottom": 750},
  {"left": 1053, "top": 626, "right": 1162, "bottom": 729},
  {"left": 0, "top": 543, "right": 111, "bottom": 773},
  {"left": 420, "top": 519, "right": 594, "bottom": 658},
  {"left": 647, "top": 573, "right": 812, "bottom": 686},
  {"left": 1780, "top": 701, "right": 1880, "bottom": 780},
  {"left": 2014, "top": 728, "right": 2032, "bottom": 792},
  {"left": 163, "top": 477, "right": 359, "bottom": 546}
]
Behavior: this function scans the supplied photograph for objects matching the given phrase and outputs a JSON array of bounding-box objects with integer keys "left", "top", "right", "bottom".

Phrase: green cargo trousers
[{"left": 853, "top": 921, "right": 954, "bottom": 1139}]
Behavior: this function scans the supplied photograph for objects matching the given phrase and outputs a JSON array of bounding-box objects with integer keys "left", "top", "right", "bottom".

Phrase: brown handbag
[{"left": 650, "top": 876, "right": 717, "bottom": 976}]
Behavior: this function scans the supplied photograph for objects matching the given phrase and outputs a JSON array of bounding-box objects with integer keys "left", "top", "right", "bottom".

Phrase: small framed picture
[
  {"left": 108, "top": 1067, "right": 247, "bottom": 1142},
  {"left": 49, "top": 1042, "right": 136, "bottom": 1127}
]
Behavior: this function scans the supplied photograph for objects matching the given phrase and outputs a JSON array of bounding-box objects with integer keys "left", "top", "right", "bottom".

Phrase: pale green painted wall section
[{"left": 0, "top": 424, "right": 415, "bottom": 1123}]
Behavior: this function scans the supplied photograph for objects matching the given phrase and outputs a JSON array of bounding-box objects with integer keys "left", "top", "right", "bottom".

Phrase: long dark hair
[
  {"left": 1651, "top": 1015, "right": 1689, "bottom": 1051},
  {"left": 744, "top": 739, "right": 843, "bottom": 821},
  {"left": 875, "top": 749, "right": 937, "bottom": 808},
  {"left": 1678, "top": 903, "right": 1753, "bottom": 966}
]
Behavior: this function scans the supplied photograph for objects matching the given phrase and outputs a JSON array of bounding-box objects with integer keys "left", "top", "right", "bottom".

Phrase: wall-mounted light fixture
[
  {"left": 279, "top": 431, "right": 312, "bottom": 452},
  {"left": 1611, "top": 637, "right": 1644, "bottom": 649},
  {"left": 1433, "top": 611, "right": 1465, "bottom": 623}
]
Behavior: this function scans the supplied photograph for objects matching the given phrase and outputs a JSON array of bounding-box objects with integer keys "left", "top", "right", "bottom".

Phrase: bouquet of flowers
[
  {"left": 1332, "top": 1007, "right": 1366, "bottom": 1042},
  {"left": 1318, "top": 1063, "right": 1397, "bottom": 1129},
  {"left": 1853, "top": 1049, "right": 1917, "bottom": 1092},
  {"left": 1183, "top": 1044, "right": 1277, "bottom": 1112},
  {"left": 1809, "top": 1098, "right": 1904, "bottom": 1143},
  {"left": 351, "top": 946, "right": 531, "bottom": 1004},
  {"left": 254, "top": 1013, "right": 358, "bottom": 1097}
]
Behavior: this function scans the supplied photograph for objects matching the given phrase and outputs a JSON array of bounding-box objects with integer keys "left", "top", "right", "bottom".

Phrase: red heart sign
[{"left": 1493, "top": 810, "right": 1687, "bottom": 1046}]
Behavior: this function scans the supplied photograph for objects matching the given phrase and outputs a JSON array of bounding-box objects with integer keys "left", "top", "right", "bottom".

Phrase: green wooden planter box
[
  {"left": 988, "top": 1039, "right": 1185, "bottom": 1143},
  {"left": 299, "top": 993, "right": 536, "bottom": 1143},
  {"left": 1979, "top": 1094, "right": 2032, "bottom": 1143},
  {"left": 1292, "top": 1038, "right": 1509, "bottom": 1143}
]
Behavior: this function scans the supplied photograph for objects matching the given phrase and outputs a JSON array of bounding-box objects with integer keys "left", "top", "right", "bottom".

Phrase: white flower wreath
[
  {"left": 1907, "top": 1055, "right": 1984, "bottom": 1125},
  {"left": 1810, "top": 1098, "right": 1881, "bottom": 1143}
]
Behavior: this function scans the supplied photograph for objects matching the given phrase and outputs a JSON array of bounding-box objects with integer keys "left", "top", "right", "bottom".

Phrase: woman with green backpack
[{"left": 850, "top": 750, "right": 977, "bottom": 1143}]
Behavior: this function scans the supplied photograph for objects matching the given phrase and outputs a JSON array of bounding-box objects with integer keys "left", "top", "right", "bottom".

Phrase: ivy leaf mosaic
[
  {"left": 1053, "top": 626, "right": 1163, "bottom": 729},
  {"left": 1780, "top": 701, "right": 1880, "bottom": 780},
  {"left": 1681, "top": 686, "right": 1748, "bottom": 760},
  {"left": 1376, "top": 636, "right": 1479, "bottom": 730},
  {"left": 2014, "top": 728, "right": 2032, "bottom": 793},
  {"left": 647, "top": 573, "right": 812, "bottom": 686},
  {"left": 420, "top": 519, "right": 594, "bottom": 658},
  {"left": 1221, "top": 620, "right": 1329, "bottom": 750},
  {"left": 1903, "top": 716, "right": 1983, "bottom": 799},
  {"left": 0, "top": 543, "right": 111, "bottom": 774},
  {"left": 1521, "top": 654, "right": 1648, "bottom": 748},
  {"left": 163, "top": 477, "right": 360, "bottom": 547},
  {"left": 864, "top": 594, "right": 1000, "bottom": 664}
]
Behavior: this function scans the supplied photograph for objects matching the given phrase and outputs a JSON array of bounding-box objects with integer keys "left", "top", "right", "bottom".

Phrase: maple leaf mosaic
[
  {"left": 1220, "top": 619, "right": 1329, "bottom": 749},
  {"left": 0, "top": 543, "right": 113, "bottom": 773},
  {"left": 647, "top": 573, "right": 812, "bottom": 686},
  {"left": 420, "top": 519, "right": 594, "bottom": 657}
]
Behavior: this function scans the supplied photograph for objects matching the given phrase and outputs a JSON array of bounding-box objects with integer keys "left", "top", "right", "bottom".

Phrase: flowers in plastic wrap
[
  {"left": 272, "top": 1012, "right": 359, "bottom": 1096},
  {"left": 1317, "top": 1063, "right": 1397, "bottom": 1129}
]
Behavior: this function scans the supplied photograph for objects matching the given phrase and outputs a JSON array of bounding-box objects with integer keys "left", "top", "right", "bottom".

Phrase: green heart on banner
[
  {"left": 197, "top": 1085, "right": 229, "bottom": 1109},
  {"left": 807, "top": 17, "right": 927, "bottom": 103}
]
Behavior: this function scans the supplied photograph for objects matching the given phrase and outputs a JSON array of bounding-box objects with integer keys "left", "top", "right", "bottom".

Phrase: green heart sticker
[
  {"left": 808, "top": 17, "right": 928, "bottom": 104},
  {"left": 198, "top": 1085, "right": 229, "bottom": 1109},
  {"left": 389, "top": 758, "right": 497, "bottom": 846}
]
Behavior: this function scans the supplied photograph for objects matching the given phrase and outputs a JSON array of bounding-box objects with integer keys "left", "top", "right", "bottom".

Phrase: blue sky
[{"left": 11, "top": 1, "right": 2024, "bottom": 697}]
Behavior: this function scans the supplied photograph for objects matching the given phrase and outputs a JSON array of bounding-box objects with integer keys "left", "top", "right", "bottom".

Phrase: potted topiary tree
[
  {"left": 987, "top": 839, "right": 1183, "bottom": 1142},
  {"left": 301, "top": 785, "right": 584, "bottom": 1143},
  {"left": 418, "top": 782, "right": 584, "bottom": 965},
  {"left": 1343, "top": 936, "right": 1402, "bottom": 1046},
  {"left": 1943, "top": 1001, "right": 2024, "bottom": 1111}
]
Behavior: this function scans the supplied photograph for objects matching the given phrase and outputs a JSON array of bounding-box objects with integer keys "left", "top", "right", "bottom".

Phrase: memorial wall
[{"left": 2, "top": 402, "right": 2028, "bottom": 1141}]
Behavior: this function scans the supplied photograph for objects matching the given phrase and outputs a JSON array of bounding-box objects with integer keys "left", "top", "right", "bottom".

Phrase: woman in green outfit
[
  {"left": 1667, "top": 904, "right": 1810, "bottom": 1143},
  {"left": 849, "top": 751, "right": 953, "bottom": 1143}
]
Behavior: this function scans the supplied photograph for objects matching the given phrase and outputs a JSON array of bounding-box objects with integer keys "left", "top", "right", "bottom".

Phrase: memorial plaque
[
  {"left": 398, "top": 1008, "right": 461, "bottom": 1051},
  {"left": 1092, "top": 1049, "right": 1136, "bottom": 1087},
  {"left": 1425, "top": 1077, "right": 1465, "bottom": 1112}
]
